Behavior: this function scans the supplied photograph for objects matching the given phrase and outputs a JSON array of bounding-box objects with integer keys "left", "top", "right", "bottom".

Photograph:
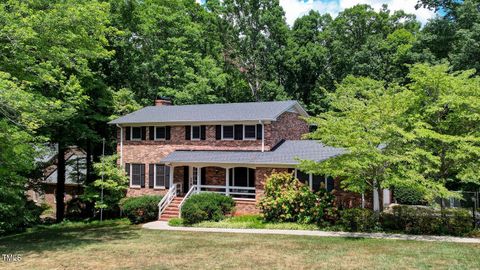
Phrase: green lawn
[{"left": 0, "top": 220, "right": 479, "bottom": 270}]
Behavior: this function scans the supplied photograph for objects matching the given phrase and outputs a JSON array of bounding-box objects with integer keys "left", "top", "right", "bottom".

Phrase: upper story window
[
  {"left": 131, "top": 127, "right": 142, "bottom": 140},
  {"left": 244, "top": 125, "right": 256, "bottom": 140},
  {"left": 191, "top": 126, "right": 201, "bottom": 140},
  {"left": 185, "top": 125, "right": 206, "bottom": 140},
  {"left": 155, "top": 126, "right": 166, "bottom": 140},
  {"left": 222, "top": 125, "right": 234, "bottom": 140},
  {"left": 216, "top": 124, "right": 261, "bottom": 141}
]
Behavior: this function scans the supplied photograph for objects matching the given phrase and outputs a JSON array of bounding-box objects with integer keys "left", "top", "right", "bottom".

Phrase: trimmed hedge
[
  {"left": 381, "top": 205, "right": 473, "bottom": 236},
  {"left": 181, "top": 193, "right": 235, "bottom": 224},
  {"left": 338, "top": 208, "right": 379, "bottom": 232},
  {"left": 120, "top": 195, "right": 162, "bottom": 224},
  {"left": 337, "top": 205, "right": 473, "bottom": 236}
]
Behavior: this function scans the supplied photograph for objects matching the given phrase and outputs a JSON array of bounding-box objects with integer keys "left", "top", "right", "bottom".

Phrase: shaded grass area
[{"left": 1, "top": 220, "right": 479, "bottom": 270}]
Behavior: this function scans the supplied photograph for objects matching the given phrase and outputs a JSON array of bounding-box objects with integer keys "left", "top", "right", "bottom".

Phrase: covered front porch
[{"left": 168, "top": 165, "right": 257, "bottom": 201}]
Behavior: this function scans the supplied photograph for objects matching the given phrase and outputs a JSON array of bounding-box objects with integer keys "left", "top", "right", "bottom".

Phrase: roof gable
[{"left": 109, "top": 100, "right": 308, "bottom": 125}]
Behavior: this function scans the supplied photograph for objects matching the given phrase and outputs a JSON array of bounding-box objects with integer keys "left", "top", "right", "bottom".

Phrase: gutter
[
  {"left": 117, "top": 124, "right": 123, "bottom": 167},
  {"left": 260, "top": 120, "right": 265, "bottom": 152}
]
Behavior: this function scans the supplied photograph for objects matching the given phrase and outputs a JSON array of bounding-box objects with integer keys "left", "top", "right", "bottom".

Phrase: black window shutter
[
  {"left": 165, "top": 167, "right": 170, "bottom": 189},
  {"left": 234, "top": 125, "right": 243, "bottom": 140},
  {"left": 256, "top": 124, "right": 262, "bottom": 140},
  {"left": 185, "top": 126, "right": 191, "bottom": 140},
  {"left": 326, "top": 176, "right": 335, "bottom": 192},
  {"left": 149, "top": 126, "right": 155, "bottom": 140},
  {"left": 200, "top": 125, "right": 206, "bottom": 140},
  {"left": 215, "top": 125, "right": 221, "bottom": 140},
  {"left": 149, "top": 164, "right": 154, "bottom": 188},
  {"left": 201, "top": 167, "right": 206, "bottom": 185},
  {"left": 125, "top": 127, "right": 131, "bottom": 141},
  {"left": 141, "top": 127, "right": 146, "bottom": 140},
  {"left": 140, "top": 164, "right": 145, "bottom": 188},
  {"left": 125, "top": 163, "right": 130, "bottom": 178},
  {"left": 166, "top": 126, "right": 171, "bottom": 140}
]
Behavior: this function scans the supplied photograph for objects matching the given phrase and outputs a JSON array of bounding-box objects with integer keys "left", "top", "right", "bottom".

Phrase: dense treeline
[{"left": 0, "top": 0, "right": 479, "bottom": 229}]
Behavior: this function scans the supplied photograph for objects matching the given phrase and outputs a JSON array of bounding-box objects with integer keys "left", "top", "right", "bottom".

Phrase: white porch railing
[
  {"left": 178, "top": 185, "right": 198, "bottom": 217},
  {"left": 196, "top": 185, "right": 256, "bottom": 200},
  {"left": 158, "top": 183, "right": 178, "bottom": 219}
]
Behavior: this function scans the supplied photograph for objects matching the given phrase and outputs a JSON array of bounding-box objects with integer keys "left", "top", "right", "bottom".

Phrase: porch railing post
[
  {"left": 225, "top": 167, "right": 230, "bottom": 196},
  {"left": 169, "top": 165, "right": 175, "bottom": 194},
  {"left": 196, "top": 166, "right": 201, "bottom": 193}
]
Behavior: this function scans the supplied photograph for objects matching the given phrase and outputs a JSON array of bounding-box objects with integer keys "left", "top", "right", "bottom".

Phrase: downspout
[
  {"left": 117, "top": 124, "right": 123, "bottom": 167},
  {"left": 259, "top": 120, "right": 264, "bottom": 152}
]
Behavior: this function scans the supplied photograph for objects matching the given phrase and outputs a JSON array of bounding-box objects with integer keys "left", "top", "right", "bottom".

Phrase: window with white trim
[
  {"left": 222, "top": 125, "right": 234, "bottom": 140},
  {"left": 244, "top": 125, "right": 256, "bottom": 139},
  {"left": 131, "top": 127, "right": 142, "bottom": 140},
  {"left": 131, "top": 164, "right": 142, "bottom": 187},
  {"left": 154, "top": 164, "right": 170, "bottom": 188},
  {"left": 155, "top": 126, "right": 166, "bottom": 140},
  {"left": 294, "top": 169, "right": 333, "bottom": 192},
  {"left": 191, "top": 126, "right": 200, "bottom": 140}
]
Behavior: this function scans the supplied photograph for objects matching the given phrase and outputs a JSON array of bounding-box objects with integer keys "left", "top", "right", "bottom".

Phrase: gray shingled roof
[
  {"left": 161, "top": 140, "right": 345, "bottom": 166},
  {"left": 108, "top": 100, "right": 307, "bottom": 125},
  {"left": 44, "top": 153, "right": 86, "bottom": 185}
]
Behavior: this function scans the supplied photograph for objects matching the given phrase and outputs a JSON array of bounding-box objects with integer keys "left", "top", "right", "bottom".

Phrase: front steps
[
  {"left": 159, "top": 197, "right": 259, "bottom": 221},
  {"left": 159, "top": 196, "right": 183, "bottom": 221}
]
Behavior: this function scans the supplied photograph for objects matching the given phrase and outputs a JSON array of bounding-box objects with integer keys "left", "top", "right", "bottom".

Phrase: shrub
[
  {"left": 393, "top": 185, "right": 427, "bottom": 205},
  {"left": 168, "top": 218, "right": 184, "bottom": 227},
  {"left": 381, "top": 205, "right": 473, "bottom": 236},
  {"left": 181, "top": 193, "right": 235, "bottom": 224},
  {"left": 258, "top": 172, "right": 336, "bottom": 224},
  {"left": 119, "top": 195, "right": 162, "bottom": 224},
  {"left": 338, "top": 208, "right": 379, "bottom": 232},
  {"left": 66, "top": 197, "right": 91, "bottom": 221}
]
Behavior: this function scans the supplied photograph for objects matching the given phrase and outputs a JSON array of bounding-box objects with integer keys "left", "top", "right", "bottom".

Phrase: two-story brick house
[{"left": 109, "top": 99, "right": 385, "bottom": 220}]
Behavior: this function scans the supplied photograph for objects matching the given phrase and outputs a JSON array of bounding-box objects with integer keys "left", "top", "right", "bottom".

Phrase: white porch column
[
  {"left": 373, "top": 180, "right": 380, "bottom": 211},
  {"left": 225, "top": 167, "right": 230, "bottom": 196},
  {"left": 383, "top": 189, "right": 391, "bottom": 207},
  {"left": 169, "top": 165, "right": 175, "bottom": 191},
  {"left": 196, "top": 166, "right": 201, "bottom": 193}
]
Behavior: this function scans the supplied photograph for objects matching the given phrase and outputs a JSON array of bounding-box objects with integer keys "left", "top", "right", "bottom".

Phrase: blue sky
[{"left": 198, "top": 0, "right": 437, "bottom": 25}]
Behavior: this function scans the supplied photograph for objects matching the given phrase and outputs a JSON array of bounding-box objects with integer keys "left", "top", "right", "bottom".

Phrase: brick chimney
[{"left": 154, "top": 97, "right": 172, "bottom": 106}]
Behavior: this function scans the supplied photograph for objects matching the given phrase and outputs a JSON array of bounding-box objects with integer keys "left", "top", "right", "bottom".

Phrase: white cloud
[{"left": 280, "top": 0, "right": 436, "bottom": 25}]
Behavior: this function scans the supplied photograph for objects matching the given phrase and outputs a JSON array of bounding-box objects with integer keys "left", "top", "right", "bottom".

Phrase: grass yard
[{"left": 0, "top": 220, "right": 479, "bottom": 270}]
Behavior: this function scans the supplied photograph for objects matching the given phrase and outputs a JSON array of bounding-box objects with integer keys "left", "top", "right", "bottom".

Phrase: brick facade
[
  {"left": 119, "top": 111, "right": 308, "bottom": 197},
  {"left": 265, "top": 111, "right": 310, "bottom": 147},
  {"left": 117, "top": 109, "right": 370, "bottom": 214}
]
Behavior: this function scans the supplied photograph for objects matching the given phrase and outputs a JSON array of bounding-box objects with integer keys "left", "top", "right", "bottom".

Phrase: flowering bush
[{"left": 259, "top": 172, "right": 336, "bottom": 224}]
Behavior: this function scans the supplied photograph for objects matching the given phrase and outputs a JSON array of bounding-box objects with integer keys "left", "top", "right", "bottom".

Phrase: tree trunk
[{"left": 55, "top": 144, "right": 66, "bottom": 222}]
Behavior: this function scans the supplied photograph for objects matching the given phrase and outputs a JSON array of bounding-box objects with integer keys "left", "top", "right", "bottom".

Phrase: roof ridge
[{"left": 145, "top": 100, "right": 296, "bottom": 108}]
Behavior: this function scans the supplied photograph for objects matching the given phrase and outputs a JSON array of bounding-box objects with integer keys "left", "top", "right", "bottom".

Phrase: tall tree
[
  {"left": 107, "top": 0, "right": 229, "bottom": 105},
  {"left": 220, "top": 0, "right": 291, "bottom": 101},
  {"left": 301, "top": 64, "right": 480, "bottom": 210},
  {"left": 0, "top": 0, "right": 114, "bottom": 221},
  {"left": 285, "top": 11, "right": 332, "bottom": 113}
]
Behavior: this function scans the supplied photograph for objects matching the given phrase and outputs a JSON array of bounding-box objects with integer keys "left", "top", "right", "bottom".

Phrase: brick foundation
[{"left": 233, "top": 200, "right": 259, "bottom": 216}]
